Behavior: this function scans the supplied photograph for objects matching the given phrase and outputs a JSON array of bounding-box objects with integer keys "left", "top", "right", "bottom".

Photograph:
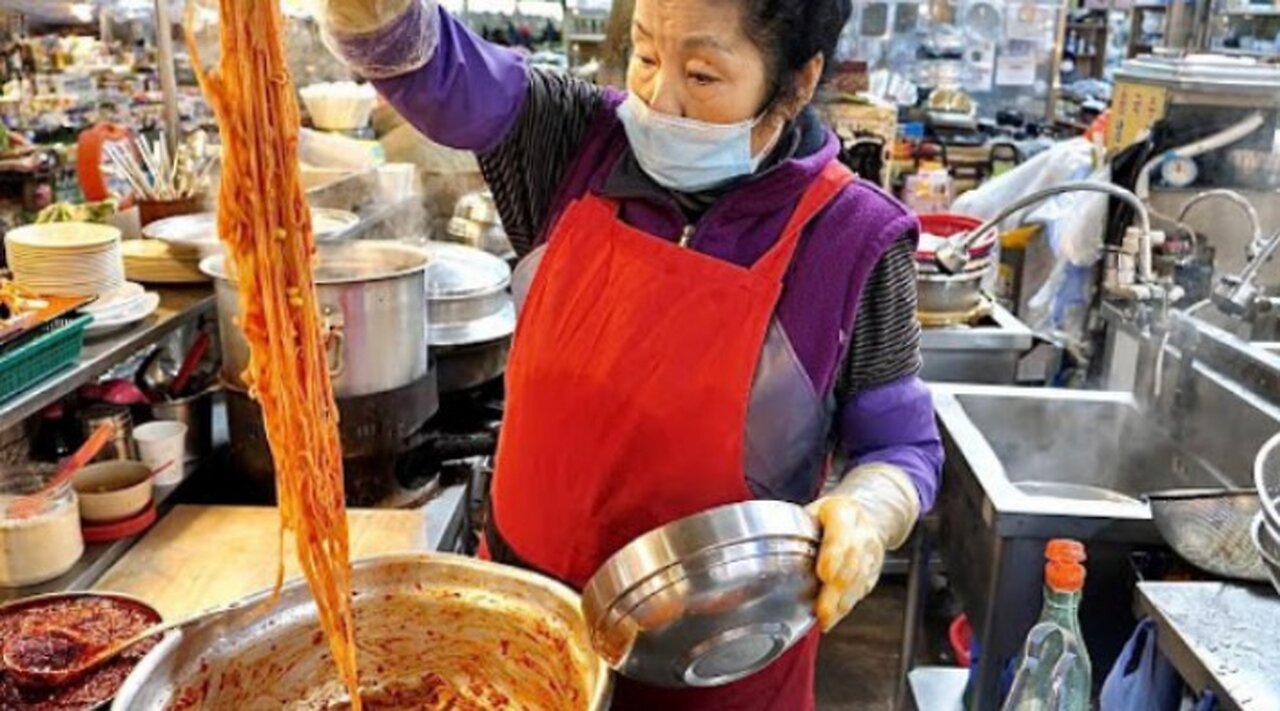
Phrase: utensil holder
[{"left": 138, "top": 195, "right": 204, "bottom": 227}]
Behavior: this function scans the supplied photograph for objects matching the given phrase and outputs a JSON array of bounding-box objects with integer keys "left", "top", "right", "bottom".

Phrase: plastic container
[
  {"left": 919, "top": 213, "right": 983, "bottom": 239},
  {"left": 0, "top": 314, "right": 91, "bottom": 404},
  {"left": 133, "top": 420, "right": 187, "bottom": 486},
  {"left": 150, "top": 386, "right": 216, "bottom": 464},
  {"left": 376, "top": 163, "right": 418, "bottom": 203},
  {"left": 72, "top": 460, "right": 155, "bottom": 523},
  {"left": 0, "top": 468, "right": 85, "bottom": 587}
]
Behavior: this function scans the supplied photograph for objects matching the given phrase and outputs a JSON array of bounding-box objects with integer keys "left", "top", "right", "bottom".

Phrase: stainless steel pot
[
  {"left": 436, "top": 338, "right": 511, "bottom": 393},
  {"left": 113, "top": 554, "right": 612, "bottom": 710},
  {"left": 917, "top": 270, "right": 986, "bottom": 315},
  {"left": 423, "top": 241, "right": 515, "bottom": 392},
  {"left": 201, "top": 241, "right": 429, "bottom": 398},
  {"left": 423, "top": 241, "right": 514, "bottom": 346}
]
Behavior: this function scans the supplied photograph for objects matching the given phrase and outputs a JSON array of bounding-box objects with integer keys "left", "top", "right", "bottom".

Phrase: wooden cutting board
[{"left": 93, "top": 504, "right": 429, "bottom": 619}]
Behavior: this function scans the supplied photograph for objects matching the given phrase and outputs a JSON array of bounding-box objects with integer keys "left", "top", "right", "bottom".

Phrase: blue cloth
[{"left": 1100, "top": 619, "right": 1182, "bottom": 711}]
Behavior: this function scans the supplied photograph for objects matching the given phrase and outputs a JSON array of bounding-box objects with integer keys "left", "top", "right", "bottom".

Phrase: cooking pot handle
[{"left": 321, "top": 305, "right": 345, "bottom": 380}]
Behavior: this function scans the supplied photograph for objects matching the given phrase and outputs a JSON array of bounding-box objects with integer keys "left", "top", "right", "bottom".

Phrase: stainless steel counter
[
  {"left": 921, "top": 303, "right": 1034, "bottom": 384},
  {"left": 1137, "top": 582, "right": 1280, "bottom": 711},
  {"left": 0, "top": 480, "right": 468, "bottom": 604},
  {"left": 0, "top": 478, "right": 187, "bottom": 603}
]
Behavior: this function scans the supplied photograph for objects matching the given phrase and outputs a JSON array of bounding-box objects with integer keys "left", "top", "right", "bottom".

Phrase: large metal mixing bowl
[
  {"left": 1146, "top": 488, "right": 1269, "bottom": 581},
  {"left": 113, "top": 554, "right": 611, "bottom": 710},
  {"left": 582, "top": 501, "right": 820, "bottom": 689}
]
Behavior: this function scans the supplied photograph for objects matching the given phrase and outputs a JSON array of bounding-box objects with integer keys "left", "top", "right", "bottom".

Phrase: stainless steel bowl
[
  {"left": 454, "top": 189, "right": 501, "bottom": 225},
  {"left": 582, "top": 500, "right": 820, "bottom": 688},
  {"left": 445, "top": 216, "right": 516, "bottom": 260},
  {"left": 1255, "top": 432, "right": 1280, "bottom": 537},
  {"left": 1146, "top": 488, "right": 1269, "bottom": 581},
  {"left": 113, "top": 554, "right": 612, "bottom": 710},
  {"left": 916, "top": 271, "right": 985, "bottom": 315},
  {"left": 1250, "top": 513, "right": 1280, "bottom": 596}
]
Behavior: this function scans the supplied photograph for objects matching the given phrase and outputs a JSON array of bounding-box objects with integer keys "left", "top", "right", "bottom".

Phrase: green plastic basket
[{"left": 0, "top": 313, "right": 92, "bottom": 403}]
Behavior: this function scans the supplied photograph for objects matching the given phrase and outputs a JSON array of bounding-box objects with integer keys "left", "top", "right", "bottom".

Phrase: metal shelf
[
  {"left": 1209, "top": 45, "right": 1280, "bottom": 56},
  {"left": 0, "top": 288, "right": 214, "bottom": 434},
  {"left": 1223, "top": 5, "right": 1280, "bottom": 14}
]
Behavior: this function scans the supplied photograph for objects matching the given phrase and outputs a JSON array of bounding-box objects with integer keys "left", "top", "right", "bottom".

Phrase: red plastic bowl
[
  {"left": 920, "top": 214, "right": 983, "bottom": 238},
  {"left": 917, "top": 214, "right": 995, "bottom": 263}
]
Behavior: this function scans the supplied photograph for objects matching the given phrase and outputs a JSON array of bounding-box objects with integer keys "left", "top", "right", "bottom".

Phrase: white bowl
[
  {"left": 72, "top": 461, "right": 154, "bottom": 523},
  {"left": 300, "top": 82, "right": 377, "bottom": 131}
]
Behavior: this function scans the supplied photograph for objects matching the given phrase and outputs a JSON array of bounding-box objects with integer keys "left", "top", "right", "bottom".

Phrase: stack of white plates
[
  {"left": 121, "top": 239, "right": 209, "bottom": 284},
  {"left": 83, "top": 282, "right": 161, "bottom": 337},
  {"left": 4, "top": 223, "right": 125, "bottom": 297}
]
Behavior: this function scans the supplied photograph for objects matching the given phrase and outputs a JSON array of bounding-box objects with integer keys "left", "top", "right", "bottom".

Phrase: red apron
[{"left": 487, "top": 161, "right": 854, "bottom": 710}]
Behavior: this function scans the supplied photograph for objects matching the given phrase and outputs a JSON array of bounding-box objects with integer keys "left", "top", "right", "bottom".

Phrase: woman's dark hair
[{"left": 740, "top": 0, "right": 853, "bottom": 109}]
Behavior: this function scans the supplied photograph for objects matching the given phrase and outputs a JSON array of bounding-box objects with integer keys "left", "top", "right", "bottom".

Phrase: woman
[{"left": 320, "top": 0, "right": 942, "bottom": 707}]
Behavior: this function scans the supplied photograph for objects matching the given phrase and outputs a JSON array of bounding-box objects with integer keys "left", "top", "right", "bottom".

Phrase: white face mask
[{"left": 617, "top": 94, "right": 775, "bottom": 192}]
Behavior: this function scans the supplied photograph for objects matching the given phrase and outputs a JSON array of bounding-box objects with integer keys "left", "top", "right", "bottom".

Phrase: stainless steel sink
[
  {"left": 931, "top": 384, "right": 1234, "bottom": 710},
  {"left": 935, "top": 385, "right": 1232, "bottom": 533}
]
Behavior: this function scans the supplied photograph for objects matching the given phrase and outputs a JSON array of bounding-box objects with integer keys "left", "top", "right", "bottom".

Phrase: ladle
[{"left": 2, "top": 600, "right": 243, "bottom": 689}]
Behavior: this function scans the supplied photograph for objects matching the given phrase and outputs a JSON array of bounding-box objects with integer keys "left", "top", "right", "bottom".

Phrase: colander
[{"left": 1145, "top": 488, "right": 1269, "bottom": 582}]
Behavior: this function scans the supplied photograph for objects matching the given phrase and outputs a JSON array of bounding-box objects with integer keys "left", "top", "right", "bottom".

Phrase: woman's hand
[
  {"left": 808, "top": 496, "right": 886, "bottom": 632},
  {"left": 806, "top": 464, "right": 921, "bottom": 632},
  {"left": 315, "top": 0, "right": 414, "bottom": 33}
]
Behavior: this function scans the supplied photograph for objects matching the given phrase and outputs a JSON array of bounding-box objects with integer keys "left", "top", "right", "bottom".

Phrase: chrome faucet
[
  {"left": 1213, "top": 227, "right": 1280, "bottom": 323},
  {"left": 934, "top": 181, "right": 1177, "bottom": 302},
  {"left": 1178, "top": 189, "right": 1265, "bottom": 259}
]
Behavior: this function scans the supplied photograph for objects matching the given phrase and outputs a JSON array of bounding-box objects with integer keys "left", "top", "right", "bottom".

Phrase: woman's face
[{"left": 626, "top": 0, "right": 803, "bottom": 157}]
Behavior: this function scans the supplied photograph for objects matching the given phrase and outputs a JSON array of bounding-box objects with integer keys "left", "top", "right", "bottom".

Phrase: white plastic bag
[{"left": 952, "top": 138, "right": 1106, "bottom": 267}]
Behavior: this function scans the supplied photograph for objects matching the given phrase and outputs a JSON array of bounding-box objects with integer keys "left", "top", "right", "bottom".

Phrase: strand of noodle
[{"left": 184, "top": 2, "right": 361, "bottom": 708}]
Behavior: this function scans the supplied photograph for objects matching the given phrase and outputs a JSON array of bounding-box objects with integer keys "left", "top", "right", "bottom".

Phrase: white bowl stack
[
  {"left": 4, "top": 223, "right": 125, "bottom": 297},
  {"left": 300, "top": 81, "right": 378, "bottom": 131}
]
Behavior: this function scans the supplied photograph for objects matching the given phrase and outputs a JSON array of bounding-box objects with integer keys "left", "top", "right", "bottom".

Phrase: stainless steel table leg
[{"left": 897, "top": 529, "right": 926, "bottom": 710}]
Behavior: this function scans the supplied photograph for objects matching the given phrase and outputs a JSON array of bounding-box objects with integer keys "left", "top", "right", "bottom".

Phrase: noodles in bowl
[{"left": 112, "top": 556, "right": 611, "bottom": 711}]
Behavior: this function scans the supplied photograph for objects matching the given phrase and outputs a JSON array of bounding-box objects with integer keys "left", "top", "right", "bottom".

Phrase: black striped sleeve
[
  {"left": 476, "top": 67, "right": 603, "bottom": 257},
  {"left": 839, "top": 234, "right": 923, "bottom": 397}
]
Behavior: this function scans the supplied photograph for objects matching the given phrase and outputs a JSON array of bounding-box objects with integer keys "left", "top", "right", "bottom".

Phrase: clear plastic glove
[
  {"left": 312, "top": 0, "right": 415, "bottom": 33},
  {"left": 807, "top": 464, "right": 920, "bottom": 632},
  {"left": 312, "top": 0, "right": 438, "bottom": 79}
]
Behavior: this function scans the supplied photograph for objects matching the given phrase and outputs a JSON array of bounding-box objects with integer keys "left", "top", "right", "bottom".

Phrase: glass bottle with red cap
[{"left": 1003, "top": 538, "right": 1092, "bottom": 711}]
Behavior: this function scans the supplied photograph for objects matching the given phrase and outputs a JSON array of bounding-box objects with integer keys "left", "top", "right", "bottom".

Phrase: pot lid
[
  {"left": 422, "top": 241, "right": 511, "bottom": 298},
  {"left": 200, "top": 240, "right": 428, "bottom": 285},
  {"left": 1116, "top": 54, "right": 1280, "bottom": 96},
  {"left": 144, "top": 209, "right": 358, "bottom": 245}
]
